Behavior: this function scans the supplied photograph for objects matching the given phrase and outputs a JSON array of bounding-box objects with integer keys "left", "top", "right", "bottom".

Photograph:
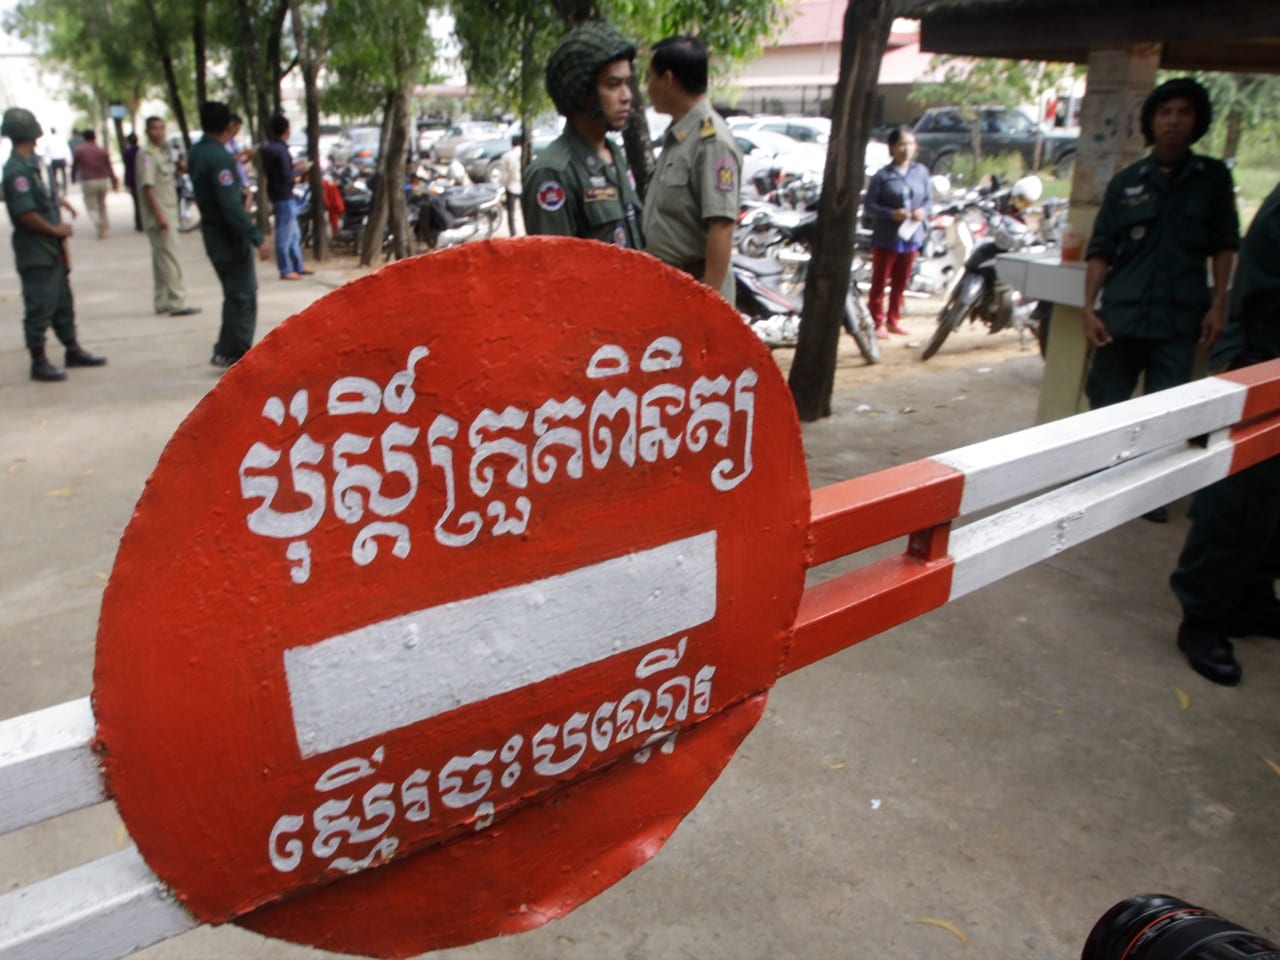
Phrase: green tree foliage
[
  {"left": 324, "top": 0, "right": 438, "bottom": 264},
  {"left": 1187, "top": 71, "right": 1280, "bottom": 163},
  {"left": 452, "top": 0, "right": 787, "bottom": 190},
  {"left": 6, "top": 0, "right": 158, "bottom": 143}
]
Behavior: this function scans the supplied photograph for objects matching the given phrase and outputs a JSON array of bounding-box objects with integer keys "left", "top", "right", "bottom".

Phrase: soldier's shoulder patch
[
  {"left": 714, "top": 155, "right": 737, "bottom": 193},
  {"left": 218, "top": 168, "right": 234, "bottom": 186},
  {"left": 700, "top": 117, "right": 716, "bottom": 140},
  {"left": 13, "top": 176, "right": 30, "bottom": 193},
  {"left": 536, "top": 180, "right": 566, "bottom": 212}
]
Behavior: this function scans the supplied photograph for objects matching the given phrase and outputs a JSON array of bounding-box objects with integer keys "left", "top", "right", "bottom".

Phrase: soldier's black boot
[
  {"left": 64, "top": 342, "right": 107, "bottom": 367},
  {"left": 30, "top": 347, "right": 67, "bottom": 382}
]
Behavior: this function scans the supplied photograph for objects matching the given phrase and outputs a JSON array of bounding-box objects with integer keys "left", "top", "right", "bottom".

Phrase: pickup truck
[{"left": 911, "top": 106, "right": 1078, "bottom": 180}]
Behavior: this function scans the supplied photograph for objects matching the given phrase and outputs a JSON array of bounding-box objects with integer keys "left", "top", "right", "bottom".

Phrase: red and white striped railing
[
  {"left": 4, "top": 359, "right": 1280, "bottom": 960},
  {"left": 787, "top": 360, "right": 1280, "bottom": 671}
]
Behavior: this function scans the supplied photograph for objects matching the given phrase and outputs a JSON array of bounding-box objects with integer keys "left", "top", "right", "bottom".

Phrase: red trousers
[{"left": 868, "top": 246, "right": 917, "bottom": 328}]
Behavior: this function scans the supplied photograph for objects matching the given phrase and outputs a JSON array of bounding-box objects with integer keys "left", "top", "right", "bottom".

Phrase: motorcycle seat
[
  {"left": 444, "top": 185, "right": 499, "bottom": 217},
  {"left": 732, "top": 254, "right": 785, "bottom": 278}
]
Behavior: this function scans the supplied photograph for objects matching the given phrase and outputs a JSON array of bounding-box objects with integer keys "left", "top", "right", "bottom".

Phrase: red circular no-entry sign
[{"left": 94, "top": 239, "right": 810, "bottom": 957}]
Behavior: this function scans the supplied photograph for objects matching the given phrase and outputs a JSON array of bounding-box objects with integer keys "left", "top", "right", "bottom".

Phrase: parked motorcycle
[
  {"left": 733, "top": 204, "right": 880, "bottom": 362},
  {"left": 415, "top": 178, "right": 502, "bottom": 250},
  {"left": 920, "top": 180, "right": 1064, "bottom": 360},
  {"left": 177, "top": 172, "right": 200, "bottom": 233}
]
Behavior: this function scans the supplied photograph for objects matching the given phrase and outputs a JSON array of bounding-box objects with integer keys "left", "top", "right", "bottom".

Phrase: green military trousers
[
  {"left": 1085, "top": 336, "right": 1199, "bottom": 408},
  {"left": 19, "top": 262, "right": 77, "bottom": 351},
  {"left": 1171, "top": 454, "right": 1280, "bottom": 624},
  {"left": 212, "top": 249, "right": 257, "bottom": 360}
]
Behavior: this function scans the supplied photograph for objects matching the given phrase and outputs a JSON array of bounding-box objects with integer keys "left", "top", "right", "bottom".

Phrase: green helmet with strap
[{"left": 545, "top": 21, "right": 636, "bottom": 118}]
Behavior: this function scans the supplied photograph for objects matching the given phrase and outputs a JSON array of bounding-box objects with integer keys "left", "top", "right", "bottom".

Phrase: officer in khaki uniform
[
  {"left": 643, "top": 35, "right": 742, "bottom": 305},
  {"left": 523, "top": 21, "right": 642, "bottom": 248},
  {"left": 189, "top": 100, "right": 269, "bottom": 367},
  {"left": 137, "top": 116, "right": 200, "bottom": 317},
  {"left": 1083, "top": 77, "right": 1238, "bottom": 409},
  {"left": 2, "top": 107, "right": 107, "bottom": 381}
]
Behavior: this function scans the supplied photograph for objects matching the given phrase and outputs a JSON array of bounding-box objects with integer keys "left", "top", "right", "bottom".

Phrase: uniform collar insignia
[{"left": 700, "top": 117, "right": 715, "bottom": 139}]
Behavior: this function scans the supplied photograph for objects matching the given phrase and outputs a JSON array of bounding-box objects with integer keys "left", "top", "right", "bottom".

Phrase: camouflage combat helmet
[
  {"left": 1, "top": 107, "right": 43, "bottom": 142},
  {"left": 545, "top": 21, "right": 636, "bottom": 117}
]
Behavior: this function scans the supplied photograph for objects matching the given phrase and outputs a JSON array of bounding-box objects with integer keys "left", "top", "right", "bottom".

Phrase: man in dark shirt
[
  {"left": 190, "top": 100, "right": 271, "bottom": 367},
  {"left": 1082, "top": 76, "right": 1238, "bottom": 523},
  {"left": 1083, "top": 78, "right": 1238, "bottom": 405},
  {"left": 122, "top": 133, "right": 141, "bottom": 231},
  {"left": 261, "top": 114, "right": 311, "bottom": 280},
  {"left": 1169, "top": 180, "right": 1280, "bottom": 686}
]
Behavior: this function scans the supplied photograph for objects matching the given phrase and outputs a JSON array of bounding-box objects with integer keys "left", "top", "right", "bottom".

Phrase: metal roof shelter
[
  {"left": 903, "top": 0, "right": 1280, "bottom": 421},
  {"left": 905, "top": 0, "right": 1280, "bottom": 74}
]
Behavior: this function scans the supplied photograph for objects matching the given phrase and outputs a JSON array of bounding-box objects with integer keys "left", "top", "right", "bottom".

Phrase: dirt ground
[
  {"left": 324, "top": 247, "right": 1039, "bottom": 394},
  {"left": 771, "top": 289, "right": 1041, "bottom": 391}
]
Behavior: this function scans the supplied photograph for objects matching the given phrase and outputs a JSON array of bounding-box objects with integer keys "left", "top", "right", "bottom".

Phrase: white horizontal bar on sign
[
  {"left": 0, "top": 698, "right": 102, "bottom": 837},
  {"left": 936, "top": 377, "right": 1246, "bottom": 515},
  {"left": 285, "top": 532, "right": 718, "bottom": 759},
  {"left": 0, "top": 847, "right": 196, "bottom": 960},
  {"left": 946, "top": 439, "right": 1233, "bottom": 602}
]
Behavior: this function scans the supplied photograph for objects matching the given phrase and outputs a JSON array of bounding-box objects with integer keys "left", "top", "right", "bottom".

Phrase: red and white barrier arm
[
  {"left": 785, "top": 358, "right": 1280, "bottom": 675},
  {"left": 5, "top": 361, "right": 1280, "bottom": 960}
]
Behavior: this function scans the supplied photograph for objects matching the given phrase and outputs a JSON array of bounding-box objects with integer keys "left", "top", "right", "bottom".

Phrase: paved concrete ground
[{"left": 2, "top": 194, "right": 1277, "bottom": 959}]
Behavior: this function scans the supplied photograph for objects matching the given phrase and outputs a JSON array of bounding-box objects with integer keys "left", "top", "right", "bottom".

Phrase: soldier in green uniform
[
  {"left": 1169, "top": 180, "right": 1280, "bottom": 686},
  {"left": 642, "top": 35, "right": 742, "bottom": 305},
  {"left": 189, "top": 100, "right": 270, "bottom": 368},
  {"left": 1083, "top": 78, "right": 1238, "bottom": 408},
  {"left": 522, "top": 21, "right": 643, "bottom": 248},
  {"left": 2, "top": 107, "right": 107, "bottom": 382}
]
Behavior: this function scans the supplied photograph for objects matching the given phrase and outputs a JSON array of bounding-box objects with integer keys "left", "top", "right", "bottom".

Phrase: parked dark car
[
  {"left": 456, "top": 124, "right": 560, "bottom": 184},
  {"left": 911, "top": 106, "right": 1078, "bottom": 179}
]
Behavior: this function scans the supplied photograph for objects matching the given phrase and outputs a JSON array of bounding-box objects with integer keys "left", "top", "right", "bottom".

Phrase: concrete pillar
[{"left": 1036, "top": 45, "right": 1160, "bottom": 423}]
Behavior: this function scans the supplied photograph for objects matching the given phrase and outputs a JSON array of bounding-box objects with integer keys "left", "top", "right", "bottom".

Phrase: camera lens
[{"left": 1083, "top": 894, "right": 1278, "bottom": 960}]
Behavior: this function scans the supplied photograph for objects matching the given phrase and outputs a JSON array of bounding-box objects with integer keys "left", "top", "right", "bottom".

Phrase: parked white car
[
  {"left": 730, "top": 115, "right": 890, "bottom": 177},
  {"left": 732, "top": 128, "right": 827, "bottom": 189}
]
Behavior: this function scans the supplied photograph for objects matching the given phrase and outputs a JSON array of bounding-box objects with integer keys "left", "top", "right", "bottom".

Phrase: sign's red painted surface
[{"left": 94, "top": 239, "right": 810, "bottom": 955}]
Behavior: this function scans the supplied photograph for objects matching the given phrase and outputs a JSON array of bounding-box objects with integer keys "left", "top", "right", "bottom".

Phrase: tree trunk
[
  {"left": 266, "top": 0, "right": 288, "bottom": 118},
  {"left": 386, "top": 86, "right": 411, "bottom": 261},
  {"left": 1222, "top": 106, "right": 1244, "bottom": 161},
  {"left": 623, "top": 76, "right": 654, "bottom": 200},
  {"left": 193, "top": 0, "right": 208, "bottom": 112},
  {"left": 235, "top": 0, "right": 273, "bottom": 235},
  {"left": 787, "top": 0, "right": 896, "bottom": 422},
  {"left": 360, "top": 91, "right": 398, "bottom": 266},
  {"left": 141, "top": 0, "right": 189, "bottom": 151},
  {"left": 288, "top": 0, "right": 328, "bottom": 260}
]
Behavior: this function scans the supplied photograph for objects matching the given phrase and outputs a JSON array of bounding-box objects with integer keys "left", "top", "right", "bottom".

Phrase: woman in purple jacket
[{"left": 863, "top": 126, "right": 933, "bottom": 337}]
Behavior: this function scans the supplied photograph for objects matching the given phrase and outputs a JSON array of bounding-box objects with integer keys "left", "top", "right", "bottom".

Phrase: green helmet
[
  {"left": 1, "top": 107, "right": 43, "bottom": 142},
  {"left": 545, "top": 21, "right": 636, "bottom": 118}
]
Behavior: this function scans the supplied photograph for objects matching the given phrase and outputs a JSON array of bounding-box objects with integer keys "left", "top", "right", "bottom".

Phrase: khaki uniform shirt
[
  {"left": 136, "top": 140, "right": 179, "bottom": 230},
  {"left": 1086, "top": 152, "right": 1238, "bottom": 339},
  {"left": 3, "top": 150, "right": 63, "bottom": 270},
  {"left": 522, "top": 124, "right": 642, "bottom": 248},
  {"left": 642, "top": 99, "right": 742, "bottom": 303},
  {"left": 189, "top": 135, "right": 263, "bottom": 262}
]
